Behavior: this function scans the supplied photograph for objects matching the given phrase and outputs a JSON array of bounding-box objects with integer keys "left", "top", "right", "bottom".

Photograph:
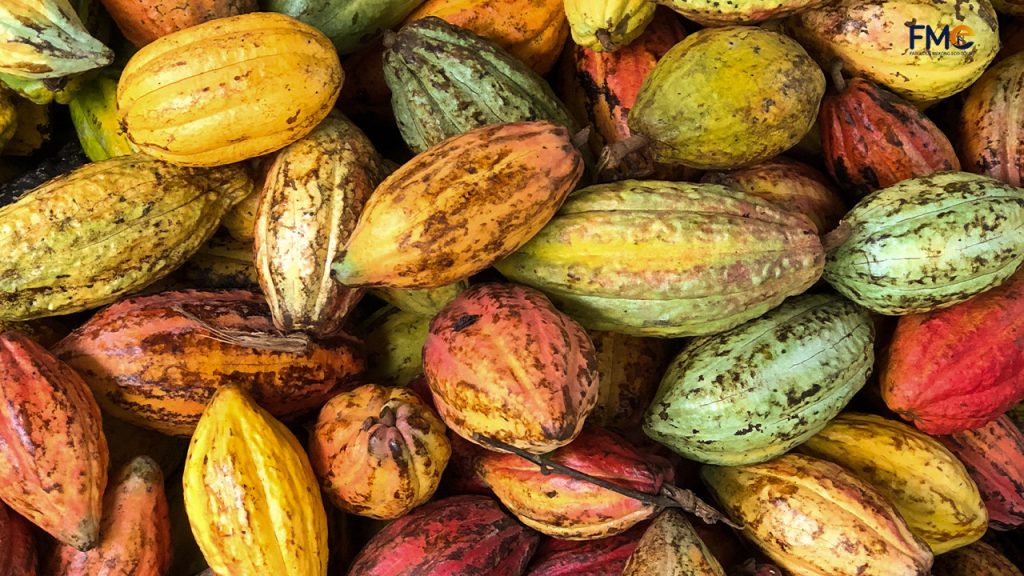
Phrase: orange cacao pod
[
  {"left": 960, "top": 52, "right": 1024, "bottom": 187},
  {"left": 0, "top": 502, "right": 37, "bottom": 576},
  {"left": 0, "top": 332, "right": 108, "bottom": 551},
  {"left": 98, "top": 0, "right": 258, "bottom": 46},
  {"left": 424, "top": 283, "right": 599, "bottom": 454},
  {"left": 54, "top": 290, "right": 365, "bottom": 436}
]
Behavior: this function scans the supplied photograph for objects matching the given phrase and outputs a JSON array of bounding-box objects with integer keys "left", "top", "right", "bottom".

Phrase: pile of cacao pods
[{"left": 1, "top": 0, "right": 1024, "bottom": 574}]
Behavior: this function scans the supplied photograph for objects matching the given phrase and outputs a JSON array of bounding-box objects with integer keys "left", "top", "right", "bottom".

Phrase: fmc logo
[{"left": 908, "top": 24, "right": 974, "bottom": 51}]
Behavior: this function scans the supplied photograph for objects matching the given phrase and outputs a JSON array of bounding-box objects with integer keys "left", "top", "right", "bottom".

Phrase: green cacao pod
[
  {"left": 362, "top": 306, "right": 431, "bottom": 386},
  {"left": 371, "top": 281, "right": 468, "bottom": 316},
  {"left": 643, "top": 293, "right": 874, "bottom": 465},
  {"left": 495, "top": 180, "right": 824, "bottom": 337},
  {"left": 264, "top": 0, "right": 424, "bottom": 54},
  {"left": 384, "top": 16, "right": 576, "bottom": 154},
  {"left": 823, "top": 172, "right": 1024, "bottom": 315}
]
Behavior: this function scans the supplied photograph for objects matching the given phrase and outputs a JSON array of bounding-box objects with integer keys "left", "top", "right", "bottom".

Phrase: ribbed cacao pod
[
  {"left": 0, "top": 155, "right": 252, "bottom": 321},
  {"left": 363, "top": 306, "right": 430, "bottom": 386},
  {"left": 933, "top": 541, "right": 1024, "bottom": 576},
  {"left": 665, "top": 0, "right": 827, "bottom": 25},
  {"left": 960, "top": 52, "right": 1024, "bottom": 187},
  {"left": 0, "top": 502, "right": 37, "bottom": 576},
  {"left": 702, "top": 453, "right": 934, "bottom": 576},
  {"left": 0, "top": 0, "right": 113, "bottom": 80},
  {"left": 180, "top": 233, "right": 259, "bottom": 290},
  {"left": 310, "top": 384, "right": 451, "bottom": 519},
  {"left": 496, "top": 180, "right": 824, "bottom": 337},
  {"left": 384, "top": 17, "right": 576, "bottom": 154},
  {"left": 0, "top": 332, "right": 108, "bottom": 551},
  {"left": 701, "top": 158, "right": 845, "bottom": 233},
  {"left": 799, "top": 413, "right": 987, "bottom": 554},
  {"left": 477, "top": 427, "right": 673, "bottom": 539},
  {"left": 255, "top": 112, "right": 384, "bottom": 337},
  {"left": 881, "top": 267, "right": 1024, "bottom": 433},
  {"left": 588, "top": 331, "right": 669, "bottom": 433},
  {"left": 621, "top": 510, "right": 726, "bottom": 576},
  {"left": 563, "top": 0, "right": 655, "bottom": 52},
  {"left": 821, "top": 77, "right": 959, "bottom": 197},
  {"left": 68, "top": 68, "right": 135, "bottom": 162},
  {"left": 938, "top": 416, "right": 1024, "bottom": 531},
  {"left": 424, "top": 283, "right": 598, "bottom": 453},
  {"left": 184, "top": 385, "right": 328, "bottom": 576},
  {"left": 117, "top": 12, "right": 342, "bottom": 167},
  {"left": 404, "top": 0, "right": 568, "bottom": 74},
  {"left": 788, "top": 0, "right": 999, "bottom": 104},
  {"left": 331, "top": 121, "right": 583, "bottom": 289},
  {"left": 45, "top": 456, "right": 172, "bottom": 576},
  {"left": 621, "top": 26, "right": 824, "bottom": 170},
  {"left": 99, "top": 0, "right": 257, "bottom": 46},
  {"left": 823, "top": 172, "right": 1024, "bottom": 315},
  {"left": 644, "top": 293, "right": 873, "bottom": 465},
  {"left": 348, "top": 495, "right": 540, "bottom": 576},
  {"left": 525, "top": 525, "right": 644, "bottom": 576},
  {"left": 371, "top": 281, "right": 467, "bottom": 316},
  {"left": 54, "top": 290, "right": 365, "bottom": 436}
]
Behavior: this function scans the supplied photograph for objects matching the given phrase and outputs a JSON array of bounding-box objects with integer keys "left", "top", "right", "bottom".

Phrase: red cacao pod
[
  {"left": 0, "top": 502, "right": 37, "bottom": 576},
  {"left": 45, "top": 456, "right": 172, "bottom": 576},
  {"left": 525, "top": 524, "right": 644, "bottom": 576},
  {"left": 959, "top": 52, "right": 1024, "bottom": 187},
  {"left": 0, "top": 332, "right": 108, "bottom": 551},
  {"left": 423, "top": 283, "right": 599, "bottom": 454},
  {"left": 347, "top": 495, "right": 540, "bottom": 576},
  {"left": 820, "top": 77, "right": 959, "bottom": 197},
  {"left": 881, "top": 269, "right": 1024, "bottom": 434},
  {"left": 938, "top": 416, "right": 1024, "bottom": 531},
  {"left": 99, "top": 0, "right": 259, "bottom": 46},
  {"left": 54, "top": 290, "right": 365, "bottom": 436},
  {"left": 476, "top": 427, "right": 674, "bottom": 540}
]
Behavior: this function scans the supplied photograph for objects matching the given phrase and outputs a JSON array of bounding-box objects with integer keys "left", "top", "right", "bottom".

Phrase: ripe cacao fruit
[
  {"left": 184, "top": 385, "right": 328, "bottom": 576},
  {"left": 180, "top": 233, "right": 260, "bottom": 290},
  {"left": 702, "top": 453, "right": 934, "bottom": 576},
  {"left": 331, "top": 121, "right": 583, "bottom": 289},
  {"left": 823, "top": 172, "right": 1024, "bottom": 315},
  {"left": 0, "top": 0, "right": 113, "bottom": 79},
  {"left": 799, "top": 413, "right": 987, "bottom": 554},
  {"left": 661, "top": 0, "right": 825, "bottom": 25},
  {"left": 309, "top": 384, "right": 451, "bottom": 519},
  {"left": 264, "top": 0, "right": 423, "bottom": 54},
  {"left": 525, "top": 525, "right": 644, "bottom": 576},
  {"left": 117, "top": 12, "right": 343, "bottom": 167},
  {"left": 68, "top": 68, "right": 135, "bottom": 162},
  {"left": 363, "top": 306, "right": 430, "bottom": 386},
  {"left": 371, "top": 281, "right": 467, "bottom": 316},
  {"left": 424, "top": 283, "right": 598, "bottom": 453},
  {"left": 348, "top": 495, "right": 540, "bottom": 575},
  {"left": 54, "top": 290, "right": 365, "bottom": 436},
  {"left": 588, "top": 331, "right": 669, "bottom": 433},
  {"left": 644, "top": 293, "right": 873, "bottom": 465},
  {"left": 960, "top": 52, "right": 1024, "bottom": 187},
  {"left": 622, "top": 510, "right": 726, "bottom": 576},
  {"left": 384, "top": 17, "right": 576, "bottom": 154},
  {"left": 496, "top": 180, "right": 824, "bottom": 337},
  {"left": 563, "top": 0, "right": 655, "bottom": 52},
  {"left": 788, "top": 0, "right": 999, "bottom": 103},
  {"left": 477, "top": 427, "right": 673, "bottom": 539},
  {"left": 820, "top": 76, "right": 959, "bottom": 196},
  {"left": 221, "top": 186, "right": 259, "bottom": 241},
  {"left": 933, "top": 541, "right": 1024, "bottom": 576},
  {"left": 45, "top": 456, "right": 172, "bottom": 576},
  {"left": 938, "top": 416, "right": 1024, "bottom": 531},
  {"left": 881, "top": 268, "right": 1024, "bottom": 433},
  {"left": 701, "top": 158, "right": 845, "bottom": 233},
  {"left": 0, "top": 332, "right": 108, "bottom": 551},
  {"left": 0, "top": 502, "right": 37, "bottom": 576},
  {"left": 99, "top": 0, "right": 257, "bottom": 46},
  {"left": 405, "top": 0, "right": 569, "bottom": 74}
]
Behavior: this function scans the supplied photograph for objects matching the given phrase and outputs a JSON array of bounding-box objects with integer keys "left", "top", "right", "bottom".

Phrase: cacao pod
[
  {"left": 347, "top": 495, "right": 540, "bottom": 575},
  {"left": 881, "top": 267, "right": 1024, "bottom": 433},
  {"left": 0, "top": 332, "right": 108, "bottom": 551},
  {"left": 45, "top": 456, "right": 172, "bottom": 576},
  {"left": 477, "top": 427, "right": 673, "bottom": 540},
  {"left": 264, "top": 0, "right": 424, "bottom": 54},
  {"left": 644, "top": 293, "right": 873, "bottom": 465},
  {"left": 117, "top": 12, "right": 342, "bottom": 167},
  {"left": 0, "top": 155, "right": 251, "bottom": 321},
  {"left": 179, "top": 233, "right": 260, "bottom": 290},
  {"left": 787, "top": 0, "right": 999, "bottom": 103},
  {"left": 184, "top": 385, "right": 328, "bottom": 576},
  {"left": 563, "top": 0, "right": 655, "bottom": 52},
  {"left": 424, "top": 283, "right": 598, "bottom": 453},
  {"left": 0, "top": 92, "right": 15, "bottom": 151},
  {"left": 938, "top": 416, "right": 1024, "bottom": 531},
  {"left": 496, "top": 180, "right": 824, "bottom": 337},
  {"left": 100, "top": 0, "right": 257, "bottom": 46},
  {"left": 0, "top": 502, "right": 37, "bottom": 576},
  {"left": 701, "top": 158, "right": 845, "bottom": 233},
  {"left": 0, "top": 0, "right": 113, "bottom": 79},
  {"left": 933, "top": 541, "right": 1024, "bottom": 576},
  {"left": 404, "top": 0, "right": 569, "bottom": 74},
  {"left": 68, "top": 68, "right": 134, "bottom": 162},
  {"left": 621, "top": 510, "right": 726, "bottom": 576},
  {"left": 820, "top": 76, "right": 960, "bottom": 196},
  {"left": 309, "top": 384, "right": 451, "bottom": 519},
  {"left": 621, "top": 26, "right": 824, "bottom": 170},
  {"left": 960, "top": 52, "right": 1024, "bottom": 187},
  {"left": 823, "top": 171, "right": 1024, "bottom": 315},
  {"left": 255, "top": 112, "right": 384, "bottom": 337},
  {"left": 702, "top": 453, "right": 934, "bottom": 576},
  {"left": 384, "top": 17, "right": 576, "bottom": 154},
  {"left": 54, "top": 290, "right": 365, "bottom": 436},
  {"left": 799, "top": 413, "right": 987, "bottom": 554},
  {"left": 363, "top": 306, "right": 430, "bottom": 386},
  {"left": 331, "top": 121, "right": 583, "bottom": 289},
  {"left": 660, "top": 0, "right": 825, "bottom": 25},
  {"left": 371, "top": 281, "right": 467, "bottom": 316},
  {"left": 525, "top": 525, "right": 644, "bottom": 576},
  {"left": 588, "top": 331, "right": 669, "bottom": 432},
  {"left": 2, "top": 97, "right": 49, "bottom": 156},
  {"left": 221, "top": 185, "right": 259, "bottom": 241},
  {"left": 0, "top": 71, "right": 87, "bottom": 106}
]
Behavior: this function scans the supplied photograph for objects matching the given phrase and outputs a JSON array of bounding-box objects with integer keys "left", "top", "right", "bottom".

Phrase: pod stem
[
  {"left": 472, "top": 434, "right": 741, "bottom": 529},
  {"left": 829, "top": 59, "right": 847, "bottom": 93},
  {"left": 598, "top": 134, "right": 651, "bottom": 173},
  {"left": 822, "top": 220, "right": 853, "bottom": 253},
  {"left": 596, "top": 29, "right": 618, "bottom": 51},
  {"left": 171, "top": 305, "right": 312, "bottom": 353}
]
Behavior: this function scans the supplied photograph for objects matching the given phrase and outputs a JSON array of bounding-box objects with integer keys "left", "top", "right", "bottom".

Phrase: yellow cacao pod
[
  {"left": 222, "top": 186, "right": 259, "bottom": 241},
  {"left": 0, "top": 90, "right": 16, "bottom": 150},
  {"left": 2, "top": 97, "right": 49, "bottom": 156},
  {"left": 563, "top": 0, "right": 656, "bottom": 52},
  {"left": 69, "top": 68, "right": 135, "bottom": 162},
  {"left": 117, "top": 12, "right": 343, "bottom": 167},
  {"left": 183, "top": 385, "right": 328, "bottom": 576}
]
